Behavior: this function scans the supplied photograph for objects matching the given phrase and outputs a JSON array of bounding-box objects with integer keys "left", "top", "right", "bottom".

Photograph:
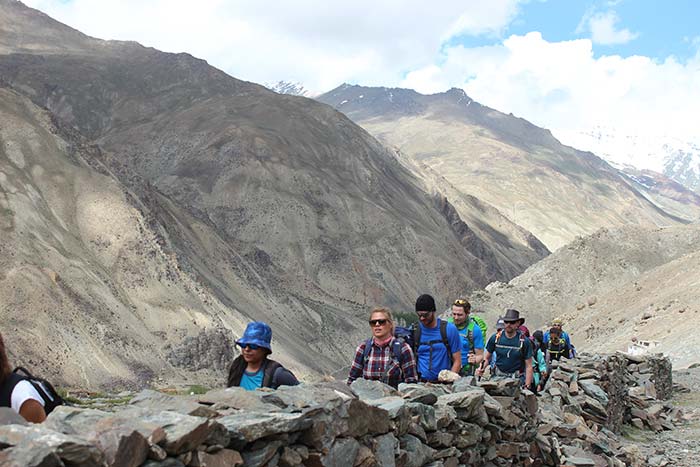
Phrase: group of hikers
[
  {"left": 0, "top": 294, "right": 574, "bottom": 423},
  {"left": 347, "top": 294, "right": 575, "bottom": 391}
]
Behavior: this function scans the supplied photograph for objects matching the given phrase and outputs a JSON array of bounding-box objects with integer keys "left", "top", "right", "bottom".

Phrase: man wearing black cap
[
  {"left": 476, "top": 309, "right": 533, "bottom": 388},
  {"left": 414, "top": 294, "right": 461, "bottom": 381}
]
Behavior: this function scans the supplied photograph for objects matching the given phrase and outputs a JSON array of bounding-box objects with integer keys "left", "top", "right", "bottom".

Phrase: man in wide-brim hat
[{"left": 476, "top": 309, "right": 533, "bottom": 388}]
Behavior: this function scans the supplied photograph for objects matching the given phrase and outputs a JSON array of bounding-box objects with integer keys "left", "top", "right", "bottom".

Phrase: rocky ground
[
  {"left": 1, "top": 352, "right": 693, "bottom": 466},
  {"left": 621, "top": 366, "right": 700, "bottom": 467}
]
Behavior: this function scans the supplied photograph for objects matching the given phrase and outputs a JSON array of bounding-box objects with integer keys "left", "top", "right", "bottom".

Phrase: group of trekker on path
[
  {"left": 0, "top": 294, "right": 574, "bottom": 423},
  {"left": 347, "top": 294, "right": 575, "bottom": 392}
]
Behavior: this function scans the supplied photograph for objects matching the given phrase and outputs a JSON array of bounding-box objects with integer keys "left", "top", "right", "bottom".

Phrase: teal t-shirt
[{"left": 240, "top": 369, "right": 264, "bottom": 391}]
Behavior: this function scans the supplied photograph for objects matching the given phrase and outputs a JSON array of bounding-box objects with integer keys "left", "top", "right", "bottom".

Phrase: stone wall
[{"left": 0, "top": 353, "right": 679, "bottom": 467}]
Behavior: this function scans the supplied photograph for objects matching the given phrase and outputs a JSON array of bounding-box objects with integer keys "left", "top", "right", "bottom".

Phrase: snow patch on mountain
[
  {"left": 555, "top": 126, "right": 700, "bottom": 193},
  {"left": 265, "top": 80, "right": 311, "bottom": 97}
]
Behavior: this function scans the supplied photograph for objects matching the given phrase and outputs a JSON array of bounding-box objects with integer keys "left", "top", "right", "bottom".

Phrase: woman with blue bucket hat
[{"left": 226, "top": 322, "right": 299, "bottom": 390}]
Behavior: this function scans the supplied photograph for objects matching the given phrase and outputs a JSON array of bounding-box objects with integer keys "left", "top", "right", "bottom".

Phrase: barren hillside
[
  {"left": 469, "top": 224, "right": 700, "bottom": 368},
  {"left": 0, "top": 0, "right": 548, "bottom": 388}
]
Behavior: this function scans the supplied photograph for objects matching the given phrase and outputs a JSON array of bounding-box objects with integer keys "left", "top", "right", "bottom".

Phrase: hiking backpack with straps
[
  {"left": 360, "top": 337, "right": 406, "bottom": 385},
  {"left": 465, "top": 316, "right": 487, "bottom": 352},
  {"left": 0, "top": 367, "right": 65, "bottom": 415}
]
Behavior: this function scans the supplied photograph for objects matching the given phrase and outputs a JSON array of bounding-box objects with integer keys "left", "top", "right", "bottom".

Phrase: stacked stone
[
  {"left": 0, "top": 379, "right": 540, "bottom": 467},
  {"left": 0, "top": 352, "right": 681, "bottom": 467},
  {"left": 532, "top": 352, "right": 679, "bottom": 467}
]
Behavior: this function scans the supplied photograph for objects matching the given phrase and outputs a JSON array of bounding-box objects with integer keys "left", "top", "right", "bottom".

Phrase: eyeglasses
[
  {"left": 368, "top": 319, "right": 388, "bottom": 326},
  {"left": 453, "top": 299, "right": 468, "bottom": 306},
  {"left": 503, "top": 320, "right": 519, "bottom": 325},
  {"left": 416, "top": 311, "right": 433, "bottom": 318},
  {"left": 239, "top": 343, "right": 261, "bottom": 350}
]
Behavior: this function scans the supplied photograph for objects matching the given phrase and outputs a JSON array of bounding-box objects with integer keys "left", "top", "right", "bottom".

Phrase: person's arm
[
  {"left": 450, "top": 350, "right": 462, "bottom": 374},
  {"left": 400, "top": 343, "right": 418, "bottom": 383},
  {"left": 537, "top": 350, "right": 547, "bottom": 374},
  {"left": 468, "top": 325, "right": 485, "bottom": 365},
  {"left": 476, "top": 349, "right": 491, "bottom": 376},
  {"left": 447, "top": 324, "right": 462, "bottom": 373},
  {"left": 19, "top": 399, "right": 46, "bottom": 423},
  {"left": 272, "top": 366, "right": 299, "bottom": 388},
  {"left": 477, "top": 335, "right": 495, "bottom": 376},
  {"left": 347, "top": 343, "right": 366, "bottom": 385},
  {"left": 563, "top": 341, "right": 571, "bottom": 359},
  {"left": 523, "top": 340, "right": 534, "bottom": 388},
  {"left": 524, "top": 359, "right": 534, "bottom": 388}
]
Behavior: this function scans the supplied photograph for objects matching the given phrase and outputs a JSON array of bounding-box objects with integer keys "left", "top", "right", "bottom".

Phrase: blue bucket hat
[{"left": 236, "top": 322, "right": 272, "bottom": 352}]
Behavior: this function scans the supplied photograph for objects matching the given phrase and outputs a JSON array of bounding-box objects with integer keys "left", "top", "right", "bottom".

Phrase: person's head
[
  {"left": 552, "top": 317, "right": 564, "bottom": 331},
  {"left": 549, "top": 326, "right": 561, "bottom": 342},
  {"left": 0, "top": 332, "right": 11, "bottom": 383},
  {"left": 369, "top": 307, "right": 394, "bottom": 340},
  {"left": 503, "top": 309, "right": 523, "bottom": 335},
  {"left": 451, "top": 298, "right": 471, "bottom": 326},
  {"left": 415, "top": 294, "right": 437, "bottom": 326},
  {"left": 533, "top": 330, "right": 544, "bottom": 345},
  {"left": 495, "top": 317, "right": 505, "bottom": 331},
  {"left": 236, "top": 322, "right": 272, "bottom": 365}
]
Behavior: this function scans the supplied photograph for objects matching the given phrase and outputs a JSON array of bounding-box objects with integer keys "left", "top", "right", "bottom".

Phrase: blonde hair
[{"left": 369, "top": 307, "right": 395, "bottom": 334}]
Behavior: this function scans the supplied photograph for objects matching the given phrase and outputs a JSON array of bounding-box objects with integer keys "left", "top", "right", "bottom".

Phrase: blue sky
[
  {"left": 24, "top": 0, "right": 700, "bottom": 149},
  {"left": 502, "top": 0, "right": 699, "bottom": 60}
]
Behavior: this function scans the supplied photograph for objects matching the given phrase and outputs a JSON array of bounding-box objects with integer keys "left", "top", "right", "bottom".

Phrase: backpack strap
[
  {"left": 412, "top": 323, "right": 421, "bottom": 355},
  {"left": 466, "top": 318, "right": 476, "bottom": 352},
  {"left": 361, "top": 338, "right": 374, "bottom": 366},
  {"left": 0, "top": 373, "right": 24, "bottom": 408},
  {"left": 439, "top": 320, "right": 453, "bottom": 365},
  {"left": 262, "top": 360, "right": 282, "bottom": 388}
]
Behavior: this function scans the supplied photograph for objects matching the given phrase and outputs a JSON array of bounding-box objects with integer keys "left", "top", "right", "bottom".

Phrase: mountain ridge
[{"left": 317, "top": 84, "right": 693, "bottom": 250}]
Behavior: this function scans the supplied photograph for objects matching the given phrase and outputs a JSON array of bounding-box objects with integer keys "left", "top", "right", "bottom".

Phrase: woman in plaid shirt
[{"left": 347, "top": 308, "right": 418, "bottom": 388}]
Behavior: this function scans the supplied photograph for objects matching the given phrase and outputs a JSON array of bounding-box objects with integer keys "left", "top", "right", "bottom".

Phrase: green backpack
[
  {"left": 448, "top": 315, "right": 488, "bottom": 351},
  {"left": 467, "top": 315, "right": 488, "bottom": 350}
]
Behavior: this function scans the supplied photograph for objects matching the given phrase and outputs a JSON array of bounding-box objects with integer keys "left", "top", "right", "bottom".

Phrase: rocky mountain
[
  {"left": 469, "top": 224, "right": 700, "bottom": 368},
  {"left": 0, "top": 1, "right": 547, "bottom": 388},
  {"left": 317, "top": 85, "right": 693, "bottom": 251},
  {"left": 557, "top": 126, "right": 700, "bottom": 195},
  {"left": 619, "top": 167, "right": 700, "bottom": 222}
]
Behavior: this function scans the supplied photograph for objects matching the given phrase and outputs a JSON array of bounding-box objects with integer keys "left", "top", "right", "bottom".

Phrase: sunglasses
[
  {"left": 369, "top": 319, "right": 388, "bottom": 326},
  {"left": 503, "top": 320, "right": 519, "bottom": 324},
  {"left": 453, "top": 299, "right": 468, "bottom": 306},
  {"left": 416, "top": 311, "right": 433, "bottom": 318},
  {"left": 238, "top": 343, "right": 261, "bottom": 350}
]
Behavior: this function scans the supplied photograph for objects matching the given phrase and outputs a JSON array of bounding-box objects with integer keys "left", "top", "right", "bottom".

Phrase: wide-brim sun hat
[
  {"left": 503, "top": 308, "right": 524, "bottom": 324},
  {"left": 236, "top": 321, "right": 273, "bottom": 352}
]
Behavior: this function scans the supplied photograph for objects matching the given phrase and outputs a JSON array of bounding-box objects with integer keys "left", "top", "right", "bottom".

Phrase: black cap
[{"left": 415, "top": 294, "right": 436, "bottom": 312}]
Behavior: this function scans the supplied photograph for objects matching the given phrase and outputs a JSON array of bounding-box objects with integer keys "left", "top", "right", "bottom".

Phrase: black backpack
[{"left": 0, "top": 367, "right": 65, "bottom": 415}]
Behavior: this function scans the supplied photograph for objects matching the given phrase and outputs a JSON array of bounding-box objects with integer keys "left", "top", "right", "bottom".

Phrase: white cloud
[
  {"left": 581, "top": 11, "right": 639, "bottom": 45},
  {"left": 20, "top": 0, "right": 699, "bottom": 149},
  {"left": 401, "top": 32, "right": 700, "bottom": 142},
  {"left": 23, "top": 0, "right": 522, "bottom": 93}
]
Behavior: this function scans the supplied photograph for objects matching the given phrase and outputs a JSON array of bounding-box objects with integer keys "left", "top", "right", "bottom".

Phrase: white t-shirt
[{"left": 10, "top": 380, "right": 45, "bottom": 413}]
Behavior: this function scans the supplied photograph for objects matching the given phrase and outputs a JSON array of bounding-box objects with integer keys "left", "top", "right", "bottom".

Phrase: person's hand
[
  {"left": 467, "top": 353, "right": 477, "bottom": 364},
  {"left": 475, "top": 365, "right": 484, "bottom": 377}
]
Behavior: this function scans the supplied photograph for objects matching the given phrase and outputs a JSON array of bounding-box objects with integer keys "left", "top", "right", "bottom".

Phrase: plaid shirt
[{"left": 347, "top": 337, "right": 418, "bottom": 388}]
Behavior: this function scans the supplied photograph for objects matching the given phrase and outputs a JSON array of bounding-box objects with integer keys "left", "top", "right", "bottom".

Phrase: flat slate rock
[
  {"left": 351, "top": 379, "right": 399, "bottom": 401},
  {"left": 0, "top": 424, "right": 104, "bottom": 466},
  {"left": 0, "top": 408, "right": 27, "bottom": 426},
  {"left": 218, "top": 410, "right": 313, "bottom": 443},
  {"left": 116, "top": 408, "right": 218, "bottom": 455}
]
